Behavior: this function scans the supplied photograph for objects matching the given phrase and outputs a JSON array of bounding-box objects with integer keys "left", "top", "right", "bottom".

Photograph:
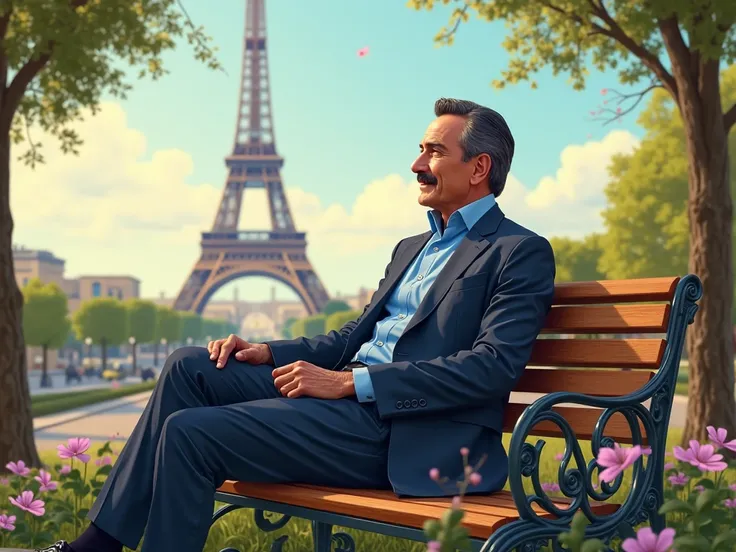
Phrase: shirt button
[
  {"left": 417, "top": 275, "right": 424, "bottom": 281},
  {"left": 433, "top": 246, "right": 439, "bottom": 252},
  {"left": 376, "top": 341, "right": 384, "bottom": 347}
]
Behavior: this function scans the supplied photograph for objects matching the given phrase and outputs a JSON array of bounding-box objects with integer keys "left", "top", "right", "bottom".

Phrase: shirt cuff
[{"left": 352, "top": 367, "right": 376, "bottom": 403}]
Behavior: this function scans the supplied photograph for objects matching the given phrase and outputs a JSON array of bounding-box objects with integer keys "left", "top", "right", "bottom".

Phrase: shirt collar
[{"left": 427, "top": 194, "right": 497, "bottom": 236}]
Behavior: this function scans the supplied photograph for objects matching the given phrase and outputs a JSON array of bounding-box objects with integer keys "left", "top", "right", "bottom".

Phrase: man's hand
[
  {"left": 207, "top": 334, "right": 273, "bottom": 369},
  {"left": 272, "top": 360, "right": 354, "bottom": 399}
]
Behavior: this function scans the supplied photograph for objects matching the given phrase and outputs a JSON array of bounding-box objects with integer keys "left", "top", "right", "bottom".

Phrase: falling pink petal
[
  {"left": 357, "top": 46, "right": 369, "bottom": 57},
  {"left": 601, "top": 88, "right": 607, "bottom": 95},
  {"left": 616, "top": 107, "right": 622, "bottom": 114},
  {"left": 707, "top": 425, "right": 736, "bottom": 452}
]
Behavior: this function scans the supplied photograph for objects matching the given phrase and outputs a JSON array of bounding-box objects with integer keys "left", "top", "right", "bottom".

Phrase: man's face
[{"left": 411, "top": 114, "right": 478, "bottom": 217}]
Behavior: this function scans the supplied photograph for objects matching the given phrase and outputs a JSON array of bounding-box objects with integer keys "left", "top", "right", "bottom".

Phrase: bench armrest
[{"left": 505, "top": 275, "right": 702, "bottom": 532}]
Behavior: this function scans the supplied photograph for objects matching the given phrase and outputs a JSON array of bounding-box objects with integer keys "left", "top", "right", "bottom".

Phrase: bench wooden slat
[
  {"left": 541, "top": 304, "right": 670, "bottom": 333},
  {"left": 515, "top": 368, "right": 652, "bottom": 396},
  {"left": 529, "top": 338, "right": 665, "bottom": 369},
  {"left": 502, "top": 404, "right": 647, "bottom": 444},
  {"left": 216, "top": 482, "right": 619, "bottom": 539},
  {"left": 553, "top": 277, "right": 679, "bottom": 305}
]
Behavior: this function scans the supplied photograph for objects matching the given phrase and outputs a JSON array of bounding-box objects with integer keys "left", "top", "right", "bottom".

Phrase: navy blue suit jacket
[{"left": 266, "top": 205, "right": 556, "bottom": 496}]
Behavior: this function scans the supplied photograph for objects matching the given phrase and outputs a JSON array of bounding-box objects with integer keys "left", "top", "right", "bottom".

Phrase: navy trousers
[{"left": 87, "top": 346, "right": 392, "bottom": 552}]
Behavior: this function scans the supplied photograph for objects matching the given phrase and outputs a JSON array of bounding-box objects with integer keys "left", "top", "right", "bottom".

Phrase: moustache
[{"left": 416, "top": 172, "right": 438, "bottom": 185}]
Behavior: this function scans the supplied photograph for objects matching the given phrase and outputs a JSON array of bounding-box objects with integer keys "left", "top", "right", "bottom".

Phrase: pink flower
[
  {"left": 693, "top": 485, "right": 704, "bottom": 493},
  {"left": 469, "top": 472, "right": 482, "bottom": 486},
  {"left": 0, "top": 514, "right": 15, "bottom": 531},
  {"left": 667, "top": 472, "right": 689, "bottom": 487},
  {"left": 460, "top": 447, "right": 469, "bottom": 457},
  {"left": 357, "top": 46, "right": 369, "bottom": 58},
  {"left": 57, "top": 437, "right": 91, "bottom": 464},
  {"left": 706, "top": 426, "right": 736, "bottom": 452},
  {"left": 596, "top": 444, "right": 642, "bottom": 483},
  {"left": 111, "top": 381, "right": 120, "bottom": 389},
  {"left": 729, "top": 483, "right": 736, "bottom": 492},
  {"left": 664, "top": 462, "right": 675, "bottom": 471},
  {"left": 554, "top": 453, "right": 564, "bottom": 461},
  {"left": 724, "top": 498, "right": 736, "bottom": 508},
  {"left": 622, "top": 527, "right": 675, "bottom": 552},
  {"left": 601, "top": 88, "right": 608, "bottom": 95},
  {"left": 34, "top": 469, "right": 57, "bottom": 492},
  {"left": 451, "top": 496, "right": 462, "bottom": 509},
  {"left": 95, "top": 456, "right": 112, "bottom": 467},
  {"left": 641, "top": 447, "right": 652, "bottom": 456},
  {"left": 0, "top": 477, "right": 9, "bottom": 486},
  {"left": 541, "top": 482, "right": 560, "bottom": 493},
  {"left": 59, "top": 465, "right": 71, "bottom": 475},
  {"left": 9, "top": 490, "right": 45, "bottom": 516},
  {"left": 5, "top": 461, "right": 30, "bottom": 477},
  {"left": 427, "top": 541, "right": 441, "bottom": 552},
  {"left": 673, "top": 441, "right": 727, "bottom": 472},
  {"left": 429, "top": 468, "right": 440, "bottom": 481}
]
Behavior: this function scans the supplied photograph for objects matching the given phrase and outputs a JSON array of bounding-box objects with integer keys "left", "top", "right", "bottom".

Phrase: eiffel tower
[{"left": 173, "top": 0, "right": 330, "bottom": 316}]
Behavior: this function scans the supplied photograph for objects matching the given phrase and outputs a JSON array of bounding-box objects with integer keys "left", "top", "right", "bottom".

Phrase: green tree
[
  {"left": 303, "top": 314, "right": 327, "bottom": 338},
  {"left": 0, "top": 2, "right": 220, "bottom": 468},
  {"left": 125, "top": 299, "right": 157, "bottom": 345},
  {"left": 290, "top": 318, "right": 307, "bottom": 339},
  {"left": 322, "top": 299, "right": 352, "bottom": 316},
  {"left": 549, "top": 234, "right": 605, "bottom": 283},
  {"left": 22, "top": 279, "right": 70, "bottom": 388},
  {"left": 202, "top": 318, "right": 224, "bottom": 341},
  {"left": 281, "top": 317, "right": 298, "bottom": 339},
  {"left": 72, "top": 298, "right": 128, "bottom": 372},
  {"left": 153, "top": 306, "right": 181, "bottom": 365},
  {"left": 179, "top": 311, "right": 203, "bottom": 344},
  {"left": 325, "top": 310, "right": 362, "bottom": 333},
  {"left": 411, "top": 0, "right": 736, "bottom": 441}
]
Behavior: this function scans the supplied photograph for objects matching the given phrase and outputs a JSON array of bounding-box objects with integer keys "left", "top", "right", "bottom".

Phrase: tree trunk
[
  {"left": 0, "top": 134, "right": 41, "bottom": 470},
  {"left": 153, "top": 342, "right": 159, "bottom": 367},
  {"left": 680, "top": 67, "right": 736, "bottom": 445}
]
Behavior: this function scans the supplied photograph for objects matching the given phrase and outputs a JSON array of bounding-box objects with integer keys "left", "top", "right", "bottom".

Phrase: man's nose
[{"left": 411, "top": 154, "right": 428, "bottom": 173}]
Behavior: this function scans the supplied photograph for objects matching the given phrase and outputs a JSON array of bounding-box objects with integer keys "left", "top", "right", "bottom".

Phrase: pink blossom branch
[{"left": 587, "top": 80, "right": 662, "bottom": 126}]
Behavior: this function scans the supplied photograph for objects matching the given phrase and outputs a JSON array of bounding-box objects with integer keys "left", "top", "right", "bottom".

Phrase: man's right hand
[{"left": 207, "top": 334, "right": 273, "bottom": 369}]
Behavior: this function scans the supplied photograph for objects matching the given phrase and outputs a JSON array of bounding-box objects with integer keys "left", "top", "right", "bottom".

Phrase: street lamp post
[
  {"left": 84, "top": 337, "right": 93, "bottom": 377},
  {"left": 161, "top": 338, "right": 168, "bottom": 358},
  {"left": 186, "top": 337, "right": 193, "bottom": 347},
  {"left": 128, "top": 336, "right": 137, "bottom": 376}
]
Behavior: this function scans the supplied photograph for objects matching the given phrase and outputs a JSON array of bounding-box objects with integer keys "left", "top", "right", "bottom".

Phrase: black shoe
[{"left": 35, "top": 541, "right": 73, "bottom": 552}]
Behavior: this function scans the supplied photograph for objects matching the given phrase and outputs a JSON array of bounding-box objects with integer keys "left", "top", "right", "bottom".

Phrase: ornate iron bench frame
[{"left": 209, "top": 274, "right": 702, "bottom": 552}]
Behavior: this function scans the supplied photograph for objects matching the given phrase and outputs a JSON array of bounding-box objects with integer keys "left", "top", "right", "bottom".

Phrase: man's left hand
[{"left": 272, "top": 360, "right": 354, "bottom": 399}]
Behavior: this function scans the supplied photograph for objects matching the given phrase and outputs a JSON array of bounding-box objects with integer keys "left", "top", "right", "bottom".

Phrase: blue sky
[
  {"left": 107, "top": 0, "right": 643, "bottom": 209},
  {"left": 15, "top": 0, "right": 649, "bottom": 306}
]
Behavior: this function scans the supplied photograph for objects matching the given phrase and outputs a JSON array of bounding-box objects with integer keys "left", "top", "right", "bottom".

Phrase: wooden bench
[{"left": 210, "top": 274, "right": 702, "bottom": 552}]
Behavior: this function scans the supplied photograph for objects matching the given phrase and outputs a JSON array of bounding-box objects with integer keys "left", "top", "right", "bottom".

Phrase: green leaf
[
  {"left": 695, "top": 489, "right": 717, "bottom": 513},
  {"left": 96, "top": 464, "right": 113, "bottom": 477},
  {"left": 659, "top": 498, "right": 695, "bottom": 515},
  {"left": 672, "top": 534, "right": 711, "bottom": 552},
  {"left": 423, "top": 519, "right": 441, "bottom": 540},
  {"left": 711, "top": 530, "right": 736, "bottom": 551},
  {"left": 694, "top": 478, "right": 715, "bottom": 490},
  {"left": 441, "top": 507, "right": 464, "bottom": 528},
  {"left": 580, "top": 538, "right": 607, "bottom": 552}
]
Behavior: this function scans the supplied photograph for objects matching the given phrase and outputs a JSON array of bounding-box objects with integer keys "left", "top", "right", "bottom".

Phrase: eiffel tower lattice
[{"left": 173, "top": 0, "right": 330, "bottom": 316}]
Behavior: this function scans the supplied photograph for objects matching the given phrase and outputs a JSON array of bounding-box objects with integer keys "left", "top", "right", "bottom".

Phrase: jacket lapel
[
  {"left": 333, "top": 231, "right": 432, "bottom": 368},
  {"left": 401, "top": 205, "right": 505, "bottom": 335}
]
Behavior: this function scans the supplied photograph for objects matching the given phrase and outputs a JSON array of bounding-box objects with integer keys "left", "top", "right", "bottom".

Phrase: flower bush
[
  {"left": 424, "top": 426, "right": 736, "bottom": 552},
  {"left": 0, "top": 436, "right": 122, "bottom": 549}
]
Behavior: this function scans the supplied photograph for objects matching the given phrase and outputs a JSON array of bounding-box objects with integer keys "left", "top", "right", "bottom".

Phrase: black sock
[{"left": 69, "top": 522, "right": 123, "bottom": 552}]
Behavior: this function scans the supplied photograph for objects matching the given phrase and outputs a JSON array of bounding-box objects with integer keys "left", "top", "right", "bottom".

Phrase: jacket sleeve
[
  {"left": 366, "top": 235, "right": 556, "bottom": 419},
  {"left": 264, "top": 239, "right": 403, "bottom": 368}
]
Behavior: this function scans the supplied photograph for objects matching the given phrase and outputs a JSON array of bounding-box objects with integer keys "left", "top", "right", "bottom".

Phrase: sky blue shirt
[{"left": 350, "top": 193, "right": 498, "bottom": 402}]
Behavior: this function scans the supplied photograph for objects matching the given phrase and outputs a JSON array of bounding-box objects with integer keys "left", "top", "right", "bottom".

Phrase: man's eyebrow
[{"left": 420, "top": 142, "right": 448, "bottom": 152}]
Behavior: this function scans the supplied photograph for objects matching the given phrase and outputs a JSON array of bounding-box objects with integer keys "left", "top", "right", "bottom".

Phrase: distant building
[{"left": 12, "top": 244, "right": 141, "bottom": 372}]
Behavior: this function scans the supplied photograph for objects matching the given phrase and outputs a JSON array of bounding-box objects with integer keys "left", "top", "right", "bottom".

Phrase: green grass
[
  {"left": 10, "top": 428, "right": 730, "bottom": 552},
  {"left": 31, "top": 381, "right": 157, "bottom": 418}
]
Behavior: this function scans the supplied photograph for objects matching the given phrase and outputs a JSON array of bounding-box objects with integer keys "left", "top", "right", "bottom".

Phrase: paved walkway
[{"left": 32, "top": 390, "right": 695, "bottom": 452}]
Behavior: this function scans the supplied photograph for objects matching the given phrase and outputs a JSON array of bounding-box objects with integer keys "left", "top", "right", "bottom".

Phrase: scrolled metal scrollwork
[
  {"left": 254, "top": 509, "right": 292, "bottom": 531},
  {"left": 331, "top": 531, "right": 356, "bottom": 552}
]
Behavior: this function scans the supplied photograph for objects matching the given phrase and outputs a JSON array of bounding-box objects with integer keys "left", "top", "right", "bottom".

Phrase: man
[{"left": 39, "top": 98, "right": 555, "bottom": 552}]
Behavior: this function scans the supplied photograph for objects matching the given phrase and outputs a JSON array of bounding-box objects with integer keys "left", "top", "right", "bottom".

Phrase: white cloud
[{"left": 10, "top": 102, "right": 639, "bottom": 302}]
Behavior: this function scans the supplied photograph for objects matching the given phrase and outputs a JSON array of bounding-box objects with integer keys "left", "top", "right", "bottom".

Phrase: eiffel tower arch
[{"left": 173, "top": 0, "right": 330, "bottom": 316}]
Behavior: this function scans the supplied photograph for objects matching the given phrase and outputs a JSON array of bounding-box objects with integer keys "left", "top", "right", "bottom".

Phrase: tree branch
[
  {"left": 0, "top": 3, "right": 14, "bottom": 108},
  {"left": 588, "top": 1, "right": 678, "bottom": 99},
  {"left": 589, "top": 79, "right": 662, "bottom": 125},
  {"left": 724, "top": 103, "right": 736, "bottom": 133}
]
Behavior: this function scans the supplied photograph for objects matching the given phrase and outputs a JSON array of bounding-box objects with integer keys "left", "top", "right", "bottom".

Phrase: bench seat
[{"left": 217, "top": 481, "right": 620, "bottom": 539}]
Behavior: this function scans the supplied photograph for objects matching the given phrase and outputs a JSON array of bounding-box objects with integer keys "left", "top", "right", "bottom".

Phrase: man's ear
[{"left": 470, "top": 153, "right": 492, "bottom": 186}]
